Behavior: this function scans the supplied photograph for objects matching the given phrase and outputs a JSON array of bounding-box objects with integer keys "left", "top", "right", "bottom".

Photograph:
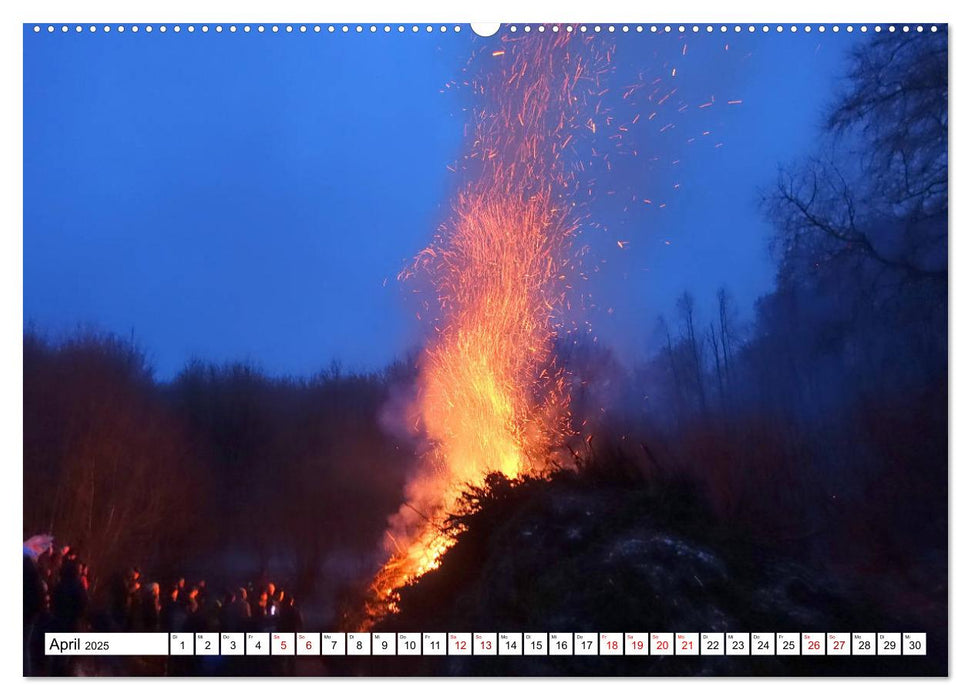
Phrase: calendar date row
[{"left": 46, "top": 632, "right": 926, "bottom": 657}]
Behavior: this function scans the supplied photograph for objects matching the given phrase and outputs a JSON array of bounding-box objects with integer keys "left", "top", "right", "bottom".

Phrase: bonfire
[{"left": 364, "top": 29, "right": 611, "bottom": 624}]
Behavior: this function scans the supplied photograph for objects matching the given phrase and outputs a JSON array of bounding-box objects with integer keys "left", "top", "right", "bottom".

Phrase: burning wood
[{"left": 365, "top": 29, "right": 611, "bottom": 624}]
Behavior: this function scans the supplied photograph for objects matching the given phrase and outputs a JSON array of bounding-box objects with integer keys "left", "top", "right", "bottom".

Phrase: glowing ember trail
[{"left": 363, "top": 29, "right": 610, "bottom": 623}]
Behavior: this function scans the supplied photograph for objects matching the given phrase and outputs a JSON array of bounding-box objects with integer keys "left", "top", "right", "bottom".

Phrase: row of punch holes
[{"left": 32, "top": 24, "right": 941, "bottom": 36}]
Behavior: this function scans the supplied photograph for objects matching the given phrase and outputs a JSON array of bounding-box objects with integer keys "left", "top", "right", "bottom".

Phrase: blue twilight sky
[{"left": 24, "top": 26, "right": 863, "bottom": 379}]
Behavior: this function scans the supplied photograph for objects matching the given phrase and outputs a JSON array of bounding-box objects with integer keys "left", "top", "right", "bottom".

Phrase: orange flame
[{"left": 364, "top": 29, "right": 610, "bottom": 624}]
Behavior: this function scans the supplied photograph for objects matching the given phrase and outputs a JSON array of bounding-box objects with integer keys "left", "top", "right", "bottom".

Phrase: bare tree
[
  {"left": 769, "top": 30, "right": 947, "bottom": 287},
  {"left": 676, "top": 292, "right": 708, "bottom": 416}
]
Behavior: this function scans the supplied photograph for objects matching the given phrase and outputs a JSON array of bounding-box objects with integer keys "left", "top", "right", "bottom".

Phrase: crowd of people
[{"left": 24, "top": 540, "right": 305, "bottom": 675}]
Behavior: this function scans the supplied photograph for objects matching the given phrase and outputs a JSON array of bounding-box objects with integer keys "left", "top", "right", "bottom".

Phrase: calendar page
[{"left": 22, "top": 17, "right": 948, "bottom": 678}]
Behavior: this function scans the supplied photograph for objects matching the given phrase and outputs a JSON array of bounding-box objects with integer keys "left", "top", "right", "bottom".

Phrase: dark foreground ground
[
  {"left": 338, "top": 467, "right": 947, "bottom": 677},
  {"left": 40, "top": 465, "right": 947, "bottom": 677}
]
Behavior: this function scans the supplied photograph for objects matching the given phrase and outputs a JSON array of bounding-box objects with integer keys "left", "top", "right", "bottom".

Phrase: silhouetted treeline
[
  {"left": 561, "top": 30, "right": 947, "bottom": 624},
  {"left": 24, "top": 331, "right": 201, "bottom": 578},
  {"left": 168, "top": 358, "right": 413, "bottom": 592},
  {"left": 24, "top": 331, "right": 415, "bottom": 596}
]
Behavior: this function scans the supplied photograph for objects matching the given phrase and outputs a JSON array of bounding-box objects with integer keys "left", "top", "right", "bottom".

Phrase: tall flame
[{"left": 366, "top": 28, "right": 608, "bottom": 622}]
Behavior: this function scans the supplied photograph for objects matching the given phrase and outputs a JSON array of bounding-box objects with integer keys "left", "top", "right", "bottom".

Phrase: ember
[{"left": 365, "top": 29, "right": 610, "bottom": 622}]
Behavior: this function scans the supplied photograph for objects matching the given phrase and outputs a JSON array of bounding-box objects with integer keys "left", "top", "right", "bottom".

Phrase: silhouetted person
[
  {"left": 78, "top": 561, "right": 91, "bottom": 592},
  {"left": 35, "top": 544, "right": 55, "bottom": 586},
  {"left": 279, "top": 594, "right": 303, "bottom": 634},
  {"left": 227, "top": 587, "right": 250, "bottom": 631},
  {"left": 141, "top": 582, "right": 161, "bottom": 632},
  {"left": 255, "top": 590, "right": 269, "bottom": 621},
  {"left": 176, "top": 576, "right": 190, "bottom": 607},
  {"left": 185, "top": 586, "right": 200, "bottom": 615},
  {"left": 48, "top": 545, "right": 69, "bottom": 587},
  {"left": 185, "top": 590, "right": 207, "bottom": 636},
  {"left": 161, "top": 585, "right": 186, "bottom": 633},
  {"left": 23, "top": 555, "right": 45, "bottom": 675},
  {"left": 51, "top": 559, "right": 87, "bottom": 633},
  {"left": 24, "top": 555, "right": 43, "bottom": 626},
  {"left": 125, "top": 578, "right": 141, "bottom": 631},
  {"left": 28, "top": 581, "right": 54, "bottom": 676},
  {"left": 50, "top": 559, "right": 87, "bottom": 677},
  {"left": 218, "top": 590, "right": 235, "bottom": 631}
]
